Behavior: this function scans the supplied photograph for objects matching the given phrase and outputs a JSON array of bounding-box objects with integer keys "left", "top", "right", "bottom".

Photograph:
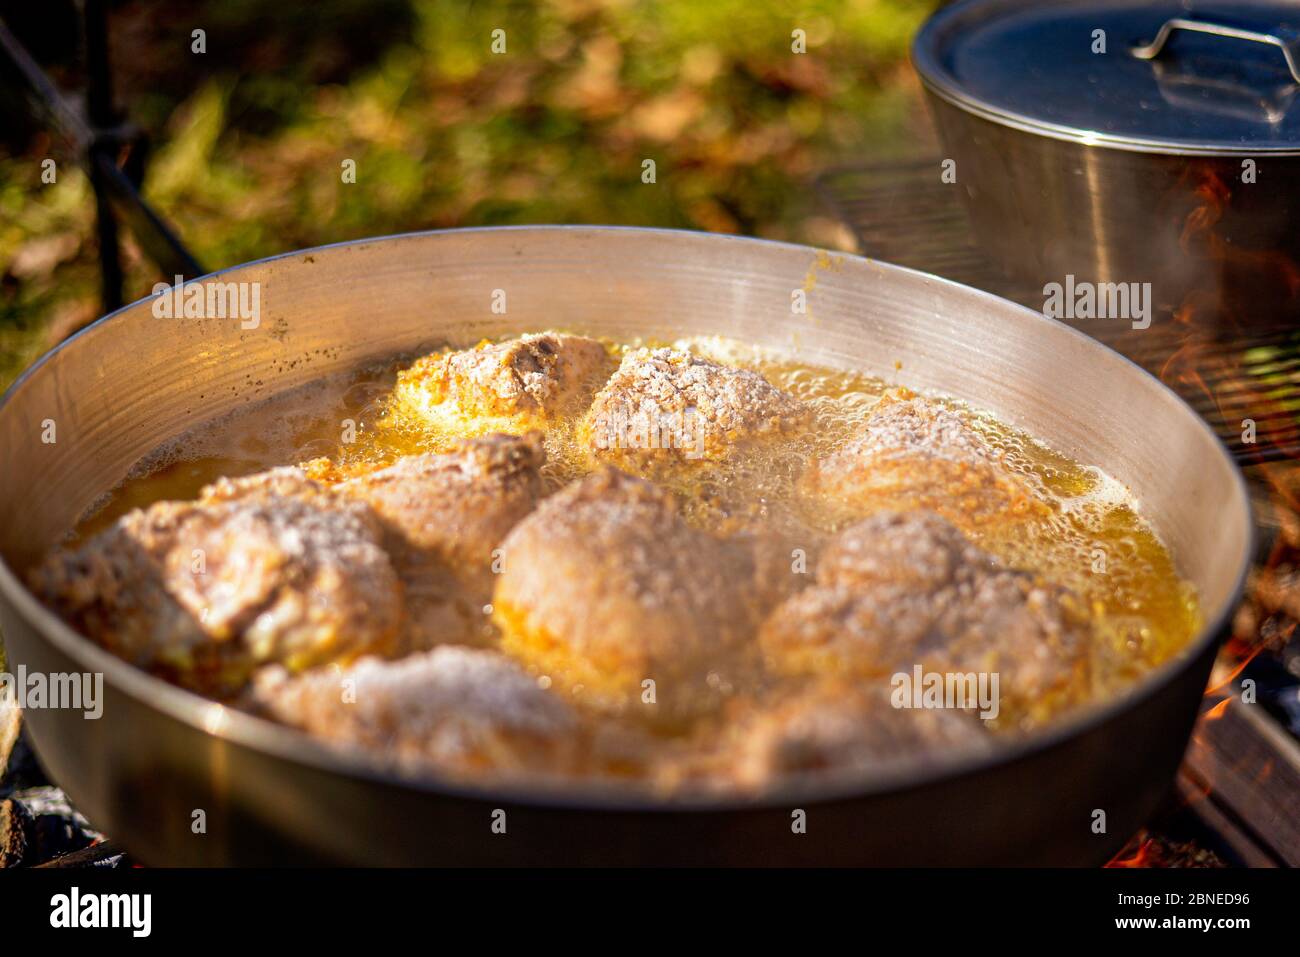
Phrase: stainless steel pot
[
  {"left": 913, "top": 0, "right": 1300, "bottom": 321},
  {"left": 0, "top": 227, "right": 1252, "bottom": 865}
]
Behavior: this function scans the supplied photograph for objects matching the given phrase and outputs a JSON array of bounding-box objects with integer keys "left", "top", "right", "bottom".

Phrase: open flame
[
  {"left": 1106, "top": 832, "right": 1226, "bottom": 869},
  {"left": 1162, "top": 165, "right": 1300, "bottom": 688},
  {"left": 1106, "top": 835, "right": 1156, "bottom": 868},
  {"left": 1112, "top": 166, "right": 1300, "bottom": 869},
  {"left": 1160, "top": 166, "right": 1300, "bottom": 625}
]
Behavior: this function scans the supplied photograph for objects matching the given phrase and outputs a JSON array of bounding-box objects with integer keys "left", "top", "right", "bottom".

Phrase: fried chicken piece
[
  {"left": 341, "top": 433, "right": 544, "bottom": 649},
  {"left": 580, "top": 347, "right": 810, "bottom": 473},
  {"left": 30, "top": 468, "right": 403, "bottom": 696},
  {"left": 759, "top": 511, "right": 1092, "bottom": 725},
  {"left": 803, "top": 387, "right": 1047, "bottom": 530},
  {"left": 725, "top": 683, "right": 992, "bottom": 790},
  {"left": 492, "top": 468, "right": 793, "bottom": 722},
  {"left": 387, "top": 332, "right": 614, "bottom": 439},
  {"left": 249, "top": 647, "right": 581, "bottom": 780}
]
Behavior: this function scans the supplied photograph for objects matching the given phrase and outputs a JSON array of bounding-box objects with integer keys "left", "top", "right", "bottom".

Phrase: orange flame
[
  {"left": 1205, "top": 646, "right": 1264, "bottom": 697},
  {"left": 1163, "top": 166, "right": 1300, "bottom": 505},
  {"left": 1107, "top": 836, "right": 1156, "bottom": 868},
  {"left": 1203, "top": 698, "right": 1230, "bottom": 722}
]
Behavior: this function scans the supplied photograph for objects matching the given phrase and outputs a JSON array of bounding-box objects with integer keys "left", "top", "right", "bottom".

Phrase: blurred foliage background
[{"left": 0, "top": 0, "right": 939, "bottom": 389}]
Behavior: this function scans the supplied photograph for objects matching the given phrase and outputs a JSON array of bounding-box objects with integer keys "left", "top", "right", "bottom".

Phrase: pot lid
[{"left": 913, "top": 0, "right": 1300, "bottom": 153}]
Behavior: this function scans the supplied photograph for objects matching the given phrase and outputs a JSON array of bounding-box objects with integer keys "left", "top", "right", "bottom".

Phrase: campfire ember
[{"left": 1108, "top": 833, "right": 1227, "bottom": 869}]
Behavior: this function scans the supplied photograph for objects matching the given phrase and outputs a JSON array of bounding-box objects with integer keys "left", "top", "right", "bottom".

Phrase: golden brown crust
[
  {"left": 249, "top": 647, "right": 582, "bottom": 780},
  {"left": 580, "top": 347, "right": 810, "bottom": 473},
  {"left": 31, "top": 467, "right": 403, "bottom": 696},
  {"left": 492, "top": 468, "right": 795, "bottom": 721},
  {"left": 724, "top": 682, "right": 992, "bottom": 791},
  {"left": 759, "top": 511, "right": 1092, "bottom": 726},
  {"left": 31, "top": 436, "right": 544, "bottom": 695},
  {"left": 341, "top": 433, "right": 545, "bottom": 650},
  {"left": 388, "top": 332, "right": 615, "bottom": 438},
  {"left": 803, "top": 387, "right": 1048, "bottom": 529}
]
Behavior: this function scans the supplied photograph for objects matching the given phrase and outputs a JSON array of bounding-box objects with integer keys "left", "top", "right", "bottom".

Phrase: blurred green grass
[{"left": 0, "top": 0, "right": 936, "bottom": 388}]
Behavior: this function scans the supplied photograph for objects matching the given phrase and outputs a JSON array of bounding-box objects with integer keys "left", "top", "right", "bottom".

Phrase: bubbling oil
[
  {"left": 667, "top": 336, "right": 1201, "bottom": 704},
  {"left": 78, "top": 332, "right": 1201, "bottom": 724}
]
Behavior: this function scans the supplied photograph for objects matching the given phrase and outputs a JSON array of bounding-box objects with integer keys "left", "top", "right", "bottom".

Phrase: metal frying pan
[{"left": 0, "top": 227, "right": 1252, "bottom": 865}]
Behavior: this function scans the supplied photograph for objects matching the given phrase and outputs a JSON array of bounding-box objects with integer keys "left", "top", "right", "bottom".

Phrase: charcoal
[{"left": 12, "top": 786, "right": 101, "bottom": 863}]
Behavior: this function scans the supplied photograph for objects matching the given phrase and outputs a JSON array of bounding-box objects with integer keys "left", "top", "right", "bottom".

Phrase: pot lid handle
[{"left": 1131, "top": 17, "right": 1300, "bottom": 86}]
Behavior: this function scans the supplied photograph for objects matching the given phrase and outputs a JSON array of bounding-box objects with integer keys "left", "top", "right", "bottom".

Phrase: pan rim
[{"left": 0, "top": 224, "right": 1255, "bottom": 814}]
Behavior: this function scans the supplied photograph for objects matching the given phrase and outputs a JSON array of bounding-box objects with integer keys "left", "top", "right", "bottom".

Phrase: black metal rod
[
  {"left": 93, "top": 150, "right": 204, "bottom": 280},
  {"left": 0, "top": 10, "right": 206, "bottom": 307},
  {"left": 82, "top": 0, "right": 123, "bottom": 311},
  {"left": 0, "top": 17, "right": 90, "bottom": 150},
  {"left": 82, "top": 0, "right": 117, "bottom": 129},
  {"left": 90, "top": 158, "right": 124, "bottom": 311}
]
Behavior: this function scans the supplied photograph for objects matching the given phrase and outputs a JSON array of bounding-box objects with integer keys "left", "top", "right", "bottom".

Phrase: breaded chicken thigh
[
  {"left": 31, "top": 467, "right": 402, "bottom": 695},
  {"left": 388, "top": 332, "right": 614, "bottom": 439},
  {"left": 726, "top": 682, "right": 992, "bottom": 790},
  {"left": 580, "top": 347, "right": 809, "bottom": 473},
  {"left": 803, "top": 387, "right": 1046, "bottom": 530},
  {"left": 250, "top": 646, "right": 581, "bottom": 779},
  {"left": 492, "top": 467, "right": 796, "bottom": 722},
  {"left": 341, "top": 432, "right": 543, "bottom": 649},
  {"left": 759, "top": 511, "right": 1091, "bottom": 725}
]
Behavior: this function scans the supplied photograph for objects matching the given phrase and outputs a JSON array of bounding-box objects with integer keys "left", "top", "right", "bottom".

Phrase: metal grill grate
[{"left": 815, "top": 160, "right": 1300, "bottom": 465}]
